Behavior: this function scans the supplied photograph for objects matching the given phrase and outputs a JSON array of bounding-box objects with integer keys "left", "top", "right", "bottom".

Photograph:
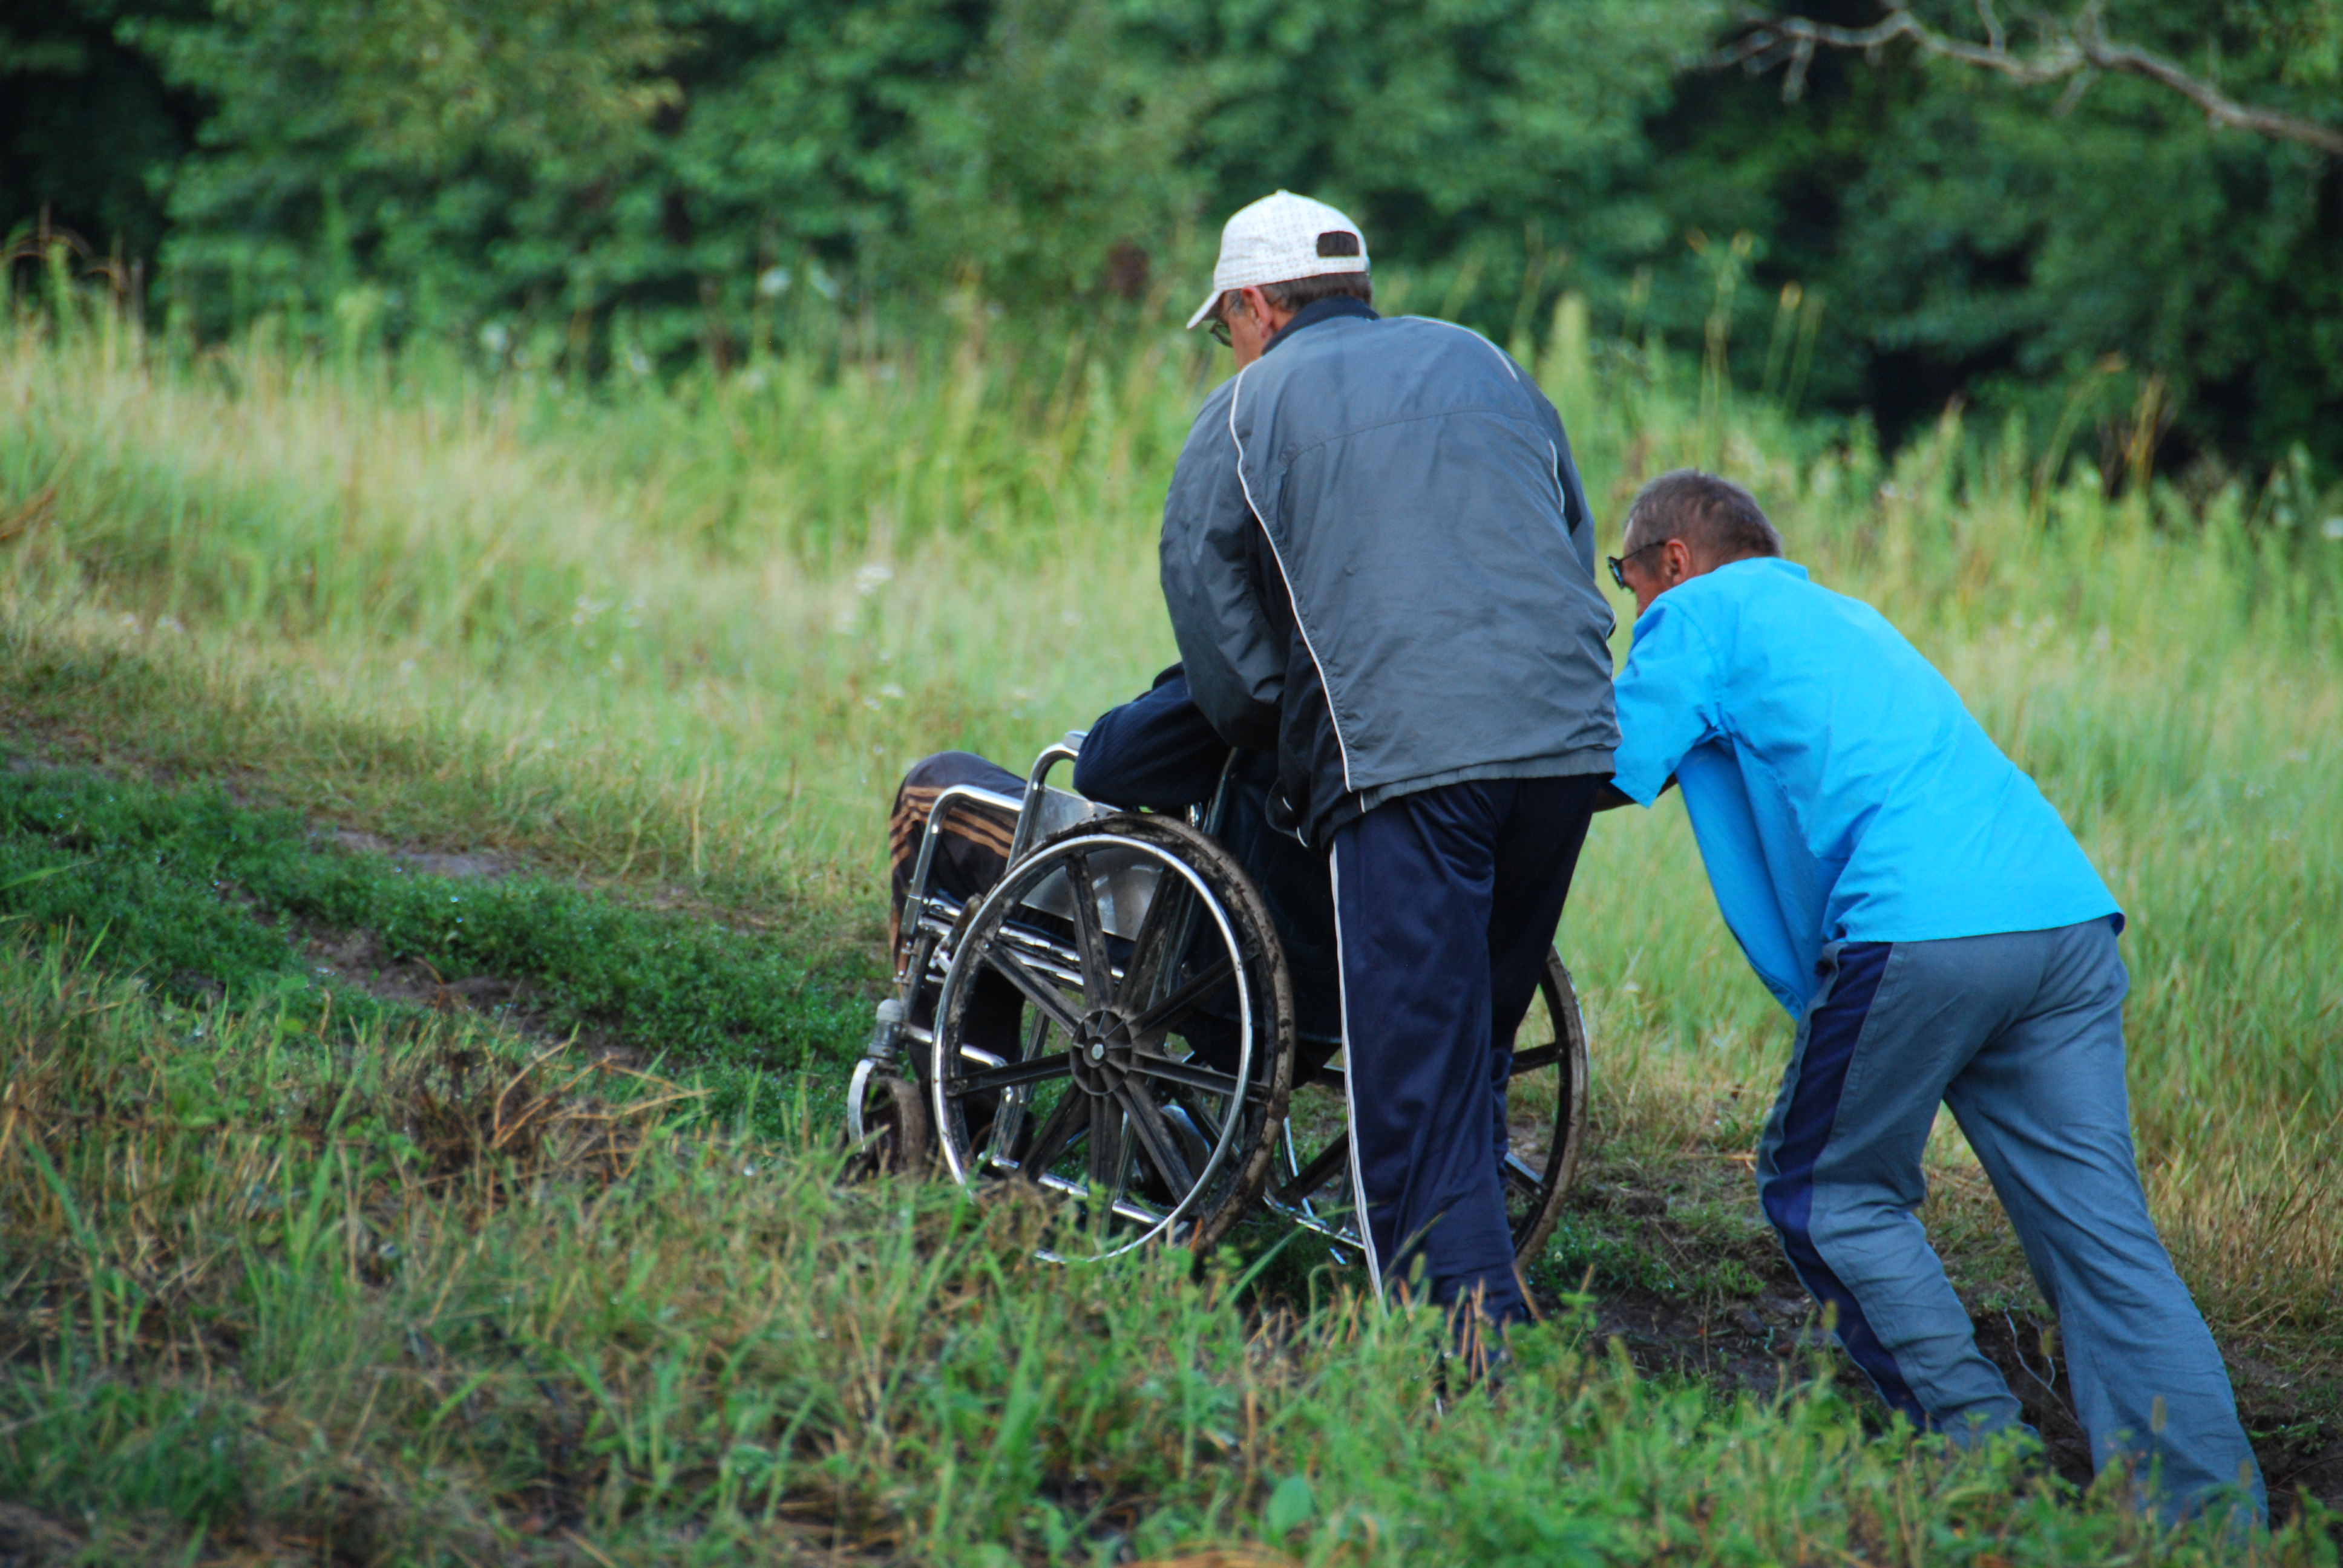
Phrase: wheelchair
[{"left": 847, "top": 737, "right": 1592, "bottom": 1268}]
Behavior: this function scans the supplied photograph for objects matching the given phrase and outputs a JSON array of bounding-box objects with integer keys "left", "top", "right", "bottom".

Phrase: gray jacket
[{"left": 1159, "top": 307, "right": 1618, "bottom": 844}]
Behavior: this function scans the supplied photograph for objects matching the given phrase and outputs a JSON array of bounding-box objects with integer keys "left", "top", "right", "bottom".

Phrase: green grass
[
  {"left": 0, "top": 936, "right": 2321, "bottom": 1564},
  {"left": 0, "top": 293, "right": 2338, "bottom": 1558},
  {"left": 0, "top": 760, "right": 862, "bottom": 1128}
]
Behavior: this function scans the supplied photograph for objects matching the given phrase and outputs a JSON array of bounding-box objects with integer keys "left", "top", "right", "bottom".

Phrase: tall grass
[{"left": 1, "top": 293, "right": 2338, "bottom": 1357}]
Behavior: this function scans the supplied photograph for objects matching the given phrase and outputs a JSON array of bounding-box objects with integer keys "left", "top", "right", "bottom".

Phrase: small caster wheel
[{"left": 844, "top": 1057, "right": 931, "bottom": 1179}]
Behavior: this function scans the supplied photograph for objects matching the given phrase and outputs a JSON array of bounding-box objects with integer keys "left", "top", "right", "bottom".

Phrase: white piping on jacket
[
  {"left": 1227, "top": 361, "right": 1358, "bottom": 795},
  {"left": 1407, "top": 315, "right": 1519, "bottom": 380}
]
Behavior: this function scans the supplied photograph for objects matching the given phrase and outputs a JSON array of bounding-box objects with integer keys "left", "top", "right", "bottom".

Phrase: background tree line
[{"left": 5, "top": 0, "right": 2340, "bottom": 480}]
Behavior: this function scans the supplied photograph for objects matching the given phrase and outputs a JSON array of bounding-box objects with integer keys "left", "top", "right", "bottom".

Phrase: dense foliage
[{"left": 4, "top": 0, "right": 2341, "bottom": 468}]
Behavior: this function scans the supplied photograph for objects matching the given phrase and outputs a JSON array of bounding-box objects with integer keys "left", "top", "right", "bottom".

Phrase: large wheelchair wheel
[
  {"left": 1501, "top": 949, "right": 1591, "bottom": 1265},
  {"left": 1270, "top": 946, "right": 1590, "bottom": 1272},
  {"left": 929, "top": 814, "right": 1296, "bottom": 1259}
]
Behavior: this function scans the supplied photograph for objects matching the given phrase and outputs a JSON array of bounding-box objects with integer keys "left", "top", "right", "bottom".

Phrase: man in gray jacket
[{"left": 1161, "top": 192, "right": 1618, "bottom": 1330}]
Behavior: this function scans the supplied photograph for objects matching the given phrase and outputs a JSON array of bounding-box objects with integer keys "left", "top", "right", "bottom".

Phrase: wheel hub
[{"left": 1067, "top": 1008, "right": 1135, "bottom": 1097}]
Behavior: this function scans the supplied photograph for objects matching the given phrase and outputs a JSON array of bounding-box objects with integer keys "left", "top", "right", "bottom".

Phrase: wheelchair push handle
[
  {"left": 1009, "top": 735, "right": 1086, "bottom": 863},
  {"left": 1027, "top": 728, "right": 1240, "bottom": 841}
]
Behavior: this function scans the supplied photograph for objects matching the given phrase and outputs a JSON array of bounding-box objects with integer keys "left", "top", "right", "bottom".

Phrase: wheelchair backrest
[
  {"left": 1018, "top": 837, "right": 1164, "bottom": 941},
  {"left": 1003, "top": 787, "right": 1159, "bottom": 942}
]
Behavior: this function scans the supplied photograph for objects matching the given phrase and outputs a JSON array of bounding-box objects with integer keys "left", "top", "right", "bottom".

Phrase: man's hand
[{"left": 1593, "top": 776, "right": 1673, "bottom": 811}]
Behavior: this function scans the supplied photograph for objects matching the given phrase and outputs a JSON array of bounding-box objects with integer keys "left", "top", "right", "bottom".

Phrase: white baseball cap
[{"left": 1184, "top": 191, "right": 1370, "bottom": 331}]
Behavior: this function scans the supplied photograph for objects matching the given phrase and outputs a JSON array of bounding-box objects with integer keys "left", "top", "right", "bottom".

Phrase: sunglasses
[{"left": 1606, "top": 540, "right": 1668, "bottom": 590}]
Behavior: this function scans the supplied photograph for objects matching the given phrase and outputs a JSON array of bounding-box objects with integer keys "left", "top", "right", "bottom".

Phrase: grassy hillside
[
  {"left": 0, "top": 298, "right": 2336, "bottom": 1560},
  {"left": 10, "top": 929, "right": 2316, "bottom": 1565}
]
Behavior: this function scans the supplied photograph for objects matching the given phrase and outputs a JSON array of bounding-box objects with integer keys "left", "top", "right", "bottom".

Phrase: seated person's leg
[
  {"left": 1169, "top": 753, "right": 1345, "bottom": 1079},
  {"left": 889, "top": 752, "right": 1027, "bottom": 1094},
  {"left": 889, "top": 750, "right": 1026, "bottom": 954}
]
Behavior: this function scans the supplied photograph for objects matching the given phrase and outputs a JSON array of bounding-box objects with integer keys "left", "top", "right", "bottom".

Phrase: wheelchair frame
[{"left": 848, "top": 737, "right": 1592, "bottom": 1270}]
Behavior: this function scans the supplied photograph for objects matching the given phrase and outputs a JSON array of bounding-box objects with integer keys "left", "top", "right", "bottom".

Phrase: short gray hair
[
  {"left": 1622, "top": 469, "right": 1783, "bottom": 562},
  {"left": 1258, "top": 272, "right": 1374, "bottom": 312}
]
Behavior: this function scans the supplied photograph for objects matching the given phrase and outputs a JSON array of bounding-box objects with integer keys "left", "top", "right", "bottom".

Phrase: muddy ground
[{"left": 1565, "top": 1202, "right": 2342, "bottom": 1519}]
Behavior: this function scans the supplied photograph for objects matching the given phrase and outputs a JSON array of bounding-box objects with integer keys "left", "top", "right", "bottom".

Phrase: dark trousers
[{"left": 1329, "top": 774, "right": 1602, "bottom": 1325}]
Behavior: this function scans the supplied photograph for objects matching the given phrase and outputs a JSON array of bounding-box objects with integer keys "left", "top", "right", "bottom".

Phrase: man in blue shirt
[{"left": 1605, "top": 469, "right": 2263, "bottom": 1523}]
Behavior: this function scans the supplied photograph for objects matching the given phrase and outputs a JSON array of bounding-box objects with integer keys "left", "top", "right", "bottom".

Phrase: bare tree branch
[{"left": 1708, "top": 1, "right": 2343, "bottom": 155}]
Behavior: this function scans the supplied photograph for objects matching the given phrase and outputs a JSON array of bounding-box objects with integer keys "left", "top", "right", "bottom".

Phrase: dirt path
[{"left": 1561, "top": 1214, "right": 2342, "bottom": 1519}]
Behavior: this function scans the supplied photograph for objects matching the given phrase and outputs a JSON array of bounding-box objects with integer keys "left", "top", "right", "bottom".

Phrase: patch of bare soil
[
  {"left": 0, "top": 1501, "right": 82, "bottom": 1566},
  {"left": 1555, "top": 1214, "right": 2341, "bottom": 1521},
  {"left": 298, "top": 920, "right": 645, "bottom": 1069},
  {"left": 327, "top": 826, "right": 511, "bottom": 881}
]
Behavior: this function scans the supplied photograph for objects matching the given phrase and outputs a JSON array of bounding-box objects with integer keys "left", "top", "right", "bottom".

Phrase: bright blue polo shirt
[{"left": 1610, "top": 558, "right": 2119, "bottom": 1016}]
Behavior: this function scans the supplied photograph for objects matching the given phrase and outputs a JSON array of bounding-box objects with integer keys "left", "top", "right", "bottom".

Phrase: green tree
[
  {"left": 1136, "top": 0, "right": 1709, "bottom": 323},
  {"left": 1661, "top": 0, "right": 2343, "bottom": 466},
  {"left": 128, "top": 0, "right": 676, "bottom": 338},
  {"left": 1, "top": 0, "right": 203, "bottom": 262},
  {"left": 903, "top": 0, "right": 1204, "bottom": 304},
  {"left": 128, "top": 0, "right": 1202, "bottom": 352},
  {"left": 6, "top": 0, "right": 2338, "bottom": 473}
]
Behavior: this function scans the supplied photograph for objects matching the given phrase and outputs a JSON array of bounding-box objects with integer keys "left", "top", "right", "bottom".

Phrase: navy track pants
[{"left": 1329, "top": 774, "right": 1602, "bottom": 1326}]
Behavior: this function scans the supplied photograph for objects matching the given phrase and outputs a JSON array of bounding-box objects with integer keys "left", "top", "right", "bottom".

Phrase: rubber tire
[
  {"left": 1507, "top": 947, "right": 1592, "bottom": 1267},
  {"left": 931, "top": 811, "right": 1297, "bottom": 1256}
]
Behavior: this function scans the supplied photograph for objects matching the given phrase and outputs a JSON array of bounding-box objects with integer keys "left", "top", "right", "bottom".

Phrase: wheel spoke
[
  {"left": 1017, "top": 1088, "right": 1086, "bottom": 1181},
  {"left": 1063, "top": 851, "right": 1116, "bottom": 1002},
  {"left": 1508, "top": 1044, "right": 1564, "bottom": 1075},
  {"left": 1126, "top": 1047, "right": 1268, "bottom": 1106},
  {"left": 1114, "top": 1079, "right": 1197, "bottom": 1198},
  {"left": 1273, "top": 1135, "right": 1349, "bottom": 1204},
  {"left": 1086, "top": 1095, "right": 1125, "bottom": 1192},
  {"left": 981, "top": 1008, "right": 1054, "bottom": 1165},
  {"left": 1502, "top": 1151, "right": 1547, "bottom": 1194},
  {"left": 1114, "top": 871, "right": 1187, "bottom": 1011},
  {"left": 946, "top": 1050, "right": 1075, "bottom": 1098},
  {"left": 1126, "top": 952, "right": 1237, "bottom": 1042},
  {"left": 984, "top": 946, "right": 1084, "bottom": 1037}
]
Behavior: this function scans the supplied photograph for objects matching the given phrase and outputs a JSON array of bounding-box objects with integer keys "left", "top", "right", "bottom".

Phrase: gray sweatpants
[{"left": 1754, "top": 917, "right": 2265, "bottom": 1522}]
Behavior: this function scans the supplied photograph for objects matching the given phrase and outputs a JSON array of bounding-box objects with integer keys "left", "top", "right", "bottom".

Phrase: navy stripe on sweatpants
[{"left": 1758, "top": 942, "right": 1932, "bottom": 1427}]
